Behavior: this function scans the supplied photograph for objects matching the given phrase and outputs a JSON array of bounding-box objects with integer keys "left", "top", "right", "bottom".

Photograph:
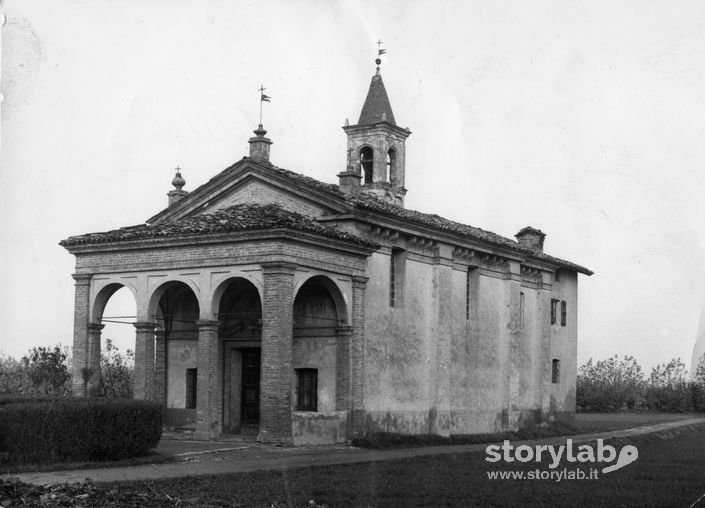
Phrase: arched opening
[
  {"left": 98, "top": 286, "right": 136, "bottom": 398},
  {"left": 216, "top": 278, "right": 262, "bottom": 434},
  {"left": 293, "top": 276, "right": 346, "bottom": 414},
  {"left": 360, "top": 146, "right": 373, "bottom": 185},
  {"left": 152, "top": 281, "right": 200, "bottom": 429},
  {"left": 386, "top": 148, "right": 397, "bottom": 184},
  {"left": 86, "top": 284, "right": 136, "bottom": 397}
]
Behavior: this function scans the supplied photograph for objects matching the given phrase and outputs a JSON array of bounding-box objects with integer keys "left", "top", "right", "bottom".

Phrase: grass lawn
[
  {"left": 3, "top": 423, "right": 705, "bottom": 507},
  {"left": 573, "top": 411, "right": 699, "bottom": 433}
]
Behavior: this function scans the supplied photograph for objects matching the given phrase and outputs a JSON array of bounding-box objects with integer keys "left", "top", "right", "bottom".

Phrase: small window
[
  {"left": 561, "top": 301, "right": 567, "bottom": 327},
  {"left": 555, "top": 270, "right": 561, "bottom": 282},
  {"left": 519, "top": 292, "right": 525, "bottom": 330},
  {"left": 296, "top": 369, "right": 318, "bottom": 411},
  {"left": 390, "top": 248, "right": 406, "bottom": 308},
  {"left": 360, "top": 147, "right": 373, "bottom": 185},
  {"left": 185, "top": 368, "right": 197, "bottom": 409},
  {"left": 552, "top": 359, "right": 560, "bottom": 384},
  {"left": 550, "top": 299, "right": 559, "bottom": 325}
]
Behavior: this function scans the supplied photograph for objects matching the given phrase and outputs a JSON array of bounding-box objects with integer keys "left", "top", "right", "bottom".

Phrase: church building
[{"left": 61, "top": 57, "right": 592, "bottom": 444}]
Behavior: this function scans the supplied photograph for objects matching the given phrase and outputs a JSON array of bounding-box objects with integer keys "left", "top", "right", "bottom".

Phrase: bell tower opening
[
  {"left": 360, "top": 147, "right": 374, "bottom": 185},
  {"left": 386, "top": 148, "right": 397, "bottom": 184}
]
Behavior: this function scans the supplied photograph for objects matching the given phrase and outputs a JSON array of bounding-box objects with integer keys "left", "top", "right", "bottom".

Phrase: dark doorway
[{"left": 241, "top": 349, "right": 260, "bottom": 425}]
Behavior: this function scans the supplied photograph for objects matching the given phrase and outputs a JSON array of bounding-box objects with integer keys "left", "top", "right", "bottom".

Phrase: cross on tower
[{"left": 376, "top": 39, "right": 383, "bottom": 51}]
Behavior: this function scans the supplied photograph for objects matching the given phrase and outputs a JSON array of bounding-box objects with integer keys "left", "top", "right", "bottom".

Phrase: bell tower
[{"left": 338, "top": 47, "right": 411, "bottom": 206}]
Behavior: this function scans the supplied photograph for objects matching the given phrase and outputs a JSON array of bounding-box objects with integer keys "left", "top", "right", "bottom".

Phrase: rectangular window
[
  {"left": 519, "top": 292, "right": 525, "bottom": 330},
  {"left": 389, "top": 248, "right": 406, "bottom": 308},
  {"left": 185, "top": 368, "right": 197, "bottom": 409},
  {"left": 561, "top": 300, "right": 567, "bottom": 327},
  {"left": 296, "top": 368, "right": 318, "bottom": 411},
  {"left": 551, "top": 299, "right": 559, "bottom": 325},
  {"left": 552, "top": 359, "right": 560, "bottom": 384}
]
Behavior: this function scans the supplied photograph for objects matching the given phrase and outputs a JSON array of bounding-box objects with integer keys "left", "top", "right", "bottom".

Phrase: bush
[{"left": 0, "top": 398, "right": 162, "bottom": 465}]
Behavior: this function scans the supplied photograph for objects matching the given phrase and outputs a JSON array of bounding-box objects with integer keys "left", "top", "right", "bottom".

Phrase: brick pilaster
[
  {"left": 154, "top": 328, "right": 167, "bottom": 405},
  {"left": 335, "top": 326, "right": 353, "bottom": 412},
  {"left": 429, "top": 247, "right": 453, "bottom": 436},
  {"left": 258, "top": 262, "right": 296, "bottom": 443},
  {"left": 86, "top": 323, "right": 104, "bottom": 397},
  {"left": 71, "top": 274, "right": 92, "bottom": 397},
  {"left": 133, "top": 322, "right": 156, "bottom": 400},
  {"left": 195, "top": 320, "right": 222, "bottom": 440},
  {"left": 350, "top": 275, "right": 368, "bottom": 437}
]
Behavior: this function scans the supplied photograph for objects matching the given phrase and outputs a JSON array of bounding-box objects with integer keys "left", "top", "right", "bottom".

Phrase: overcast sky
[{"left": 2, "top": 0, "right": 705, "bottom": 373}]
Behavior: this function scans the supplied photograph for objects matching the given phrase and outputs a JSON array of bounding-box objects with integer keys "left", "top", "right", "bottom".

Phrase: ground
[{"left": 2, "top": 413, "right": 704, "bottom": 507}]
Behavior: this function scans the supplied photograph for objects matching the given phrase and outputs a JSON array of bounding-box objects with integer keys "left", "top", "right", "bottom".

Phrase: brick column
[
  {"left": 154, "top": 328, "right": 167, "bottom": 405},
  {"left": 258, "top": 262, "right": 296, "bottom": 443},
  {"left": 86, "top": 323, "right": 104, "bottom": 397},
  {"left": 335, "top": 326, "right": 353, "bottom": 411},
  {"left": 195, "top": 320, "right": 222, "bottom": 440},
  {"left": 133, "top": 322, "right": 156, "bottom": 400},
  {"left": 350, "top": 275, "right": 368, "bottom": 437},
  {"left": 71, "top": 274, "right": 92, "bottom": 397}
]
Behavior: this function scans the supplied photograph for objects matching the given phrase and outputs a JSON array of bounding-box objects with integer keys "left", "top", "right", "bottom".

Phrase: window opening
[
  {"left": 296, "top": 368, "right": 318, "bottom": 411},
  {"left": 185, "top": 368, "right": 197, "bottom": 409}
]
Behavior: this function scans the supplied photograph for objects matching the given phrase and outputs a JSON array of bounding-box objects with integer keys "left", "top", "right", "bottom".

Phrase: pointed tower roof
[{"left": 357, "top": 70, "right": 396, "bottom": 126}]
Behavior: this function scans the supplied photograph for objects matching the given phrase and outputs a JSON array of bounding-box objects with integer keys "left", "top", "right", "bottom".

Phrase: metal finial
[{"left": 172, "top": 166, "right": 185, "bottom": 190}]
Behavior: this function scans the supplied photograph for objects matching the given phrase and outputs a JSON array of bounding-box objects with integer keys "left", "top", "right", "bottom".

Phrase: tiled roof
[
  {"left": 357, "top": 73, "right": 396, "bottom": 126},
  {"left": 347, "top": 193, "right": 592, "bottom": 274},
  {"left": 63, "top": 157, "right": 591, "bottom": 274},
  {"left": 60, "top": 204, "right": 377, "bottom": 249}
]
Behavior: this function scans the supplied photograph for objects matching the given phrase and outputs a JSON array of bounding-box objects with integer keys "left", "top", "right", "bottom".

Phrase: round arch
[
  {"left": 91, "top": 282, "right": 137, "bottom": 324},
  {"left": 147, "top": 279, "right": 201, "bottom": 324},
  {"left": 293, "top": 275, "right": 349, "bottom": 329},
  {"left": 210, "top": 276, "right": 263, "bottom": 322},
  {"left": 214, "top": 277, "right": 263, "bottom": 339}
]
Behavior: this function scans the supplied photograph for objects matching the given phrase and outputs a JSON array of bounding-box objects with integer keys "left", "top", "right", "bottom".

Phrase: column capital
[
  {"left": 87, "top": 323, "right": 105, "bottom": 332},
  {"left": 336, "top": 325, "right": 353, "bottom": 337},
  {"left": 262, "top": 262, "right": 297, "bottom": 276},
  {"left": 133, "top": 321, "right": 157, "bottom": 332},
  {"left": 352, "top": 275, "right": 369, "bottom": 288},
  {"left": 196, "top": 320, "right": 220, "bottom": 330},
  {"left": 72, "top": 273, "right": 92, "bottom": 285}
]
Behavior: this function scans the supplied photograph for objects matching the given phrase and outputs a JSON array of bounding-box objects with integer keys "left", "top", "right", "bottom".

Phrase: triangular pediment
[{"left": 148, "top": 159, "right": 348, "bottom": 225}]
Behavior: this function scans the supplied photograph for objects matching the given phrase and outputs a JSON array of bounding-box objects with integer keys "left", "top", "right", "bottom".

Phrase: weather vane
[
  {"left": 258, "top": 85, "right": 271, "bottom": 125},
  {"left": 376, "top": 39, "right": 386, "bottom": 69}
]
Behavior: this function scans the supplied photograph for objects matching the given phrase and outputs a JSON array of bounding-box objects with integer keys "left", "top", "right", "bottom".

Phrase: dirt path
[{"left": 6, "top": 417, "right": 705, "bottom": 486}]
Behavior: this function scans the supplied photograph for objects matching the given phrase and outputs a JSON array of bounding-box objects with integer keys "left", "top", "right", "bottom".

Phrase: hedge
[{"left": 0, "top": 398, "right": 162, "bottom": 465}]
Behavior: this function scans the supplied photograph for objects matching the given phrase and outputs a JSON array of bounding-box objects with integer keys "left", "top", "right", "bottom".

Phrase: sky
[{"left": 2, "top": 0, "right": 705, "bottom": 373}]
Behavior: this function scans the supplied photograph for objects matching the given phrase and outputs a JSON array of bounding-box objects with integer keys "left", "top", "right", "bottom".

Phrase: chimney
[
  {"left": 337, "top": 148, "right": 362, "bottom": 197},
  {"left": 248, "top": 124, "right": 272, "bottom": 162},
  {"left": 167, "top": 167, "right": 188, "bottom": 206},
  {"left": 515, "top": 227, "right": 546, "bottom": 252}
]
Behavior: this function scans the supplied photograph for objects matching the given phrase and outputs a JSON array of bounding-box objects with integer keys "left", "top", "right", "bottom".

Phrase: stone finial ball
[{"left": 375, "top": 58, "right": 381, "bottom": 65}]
